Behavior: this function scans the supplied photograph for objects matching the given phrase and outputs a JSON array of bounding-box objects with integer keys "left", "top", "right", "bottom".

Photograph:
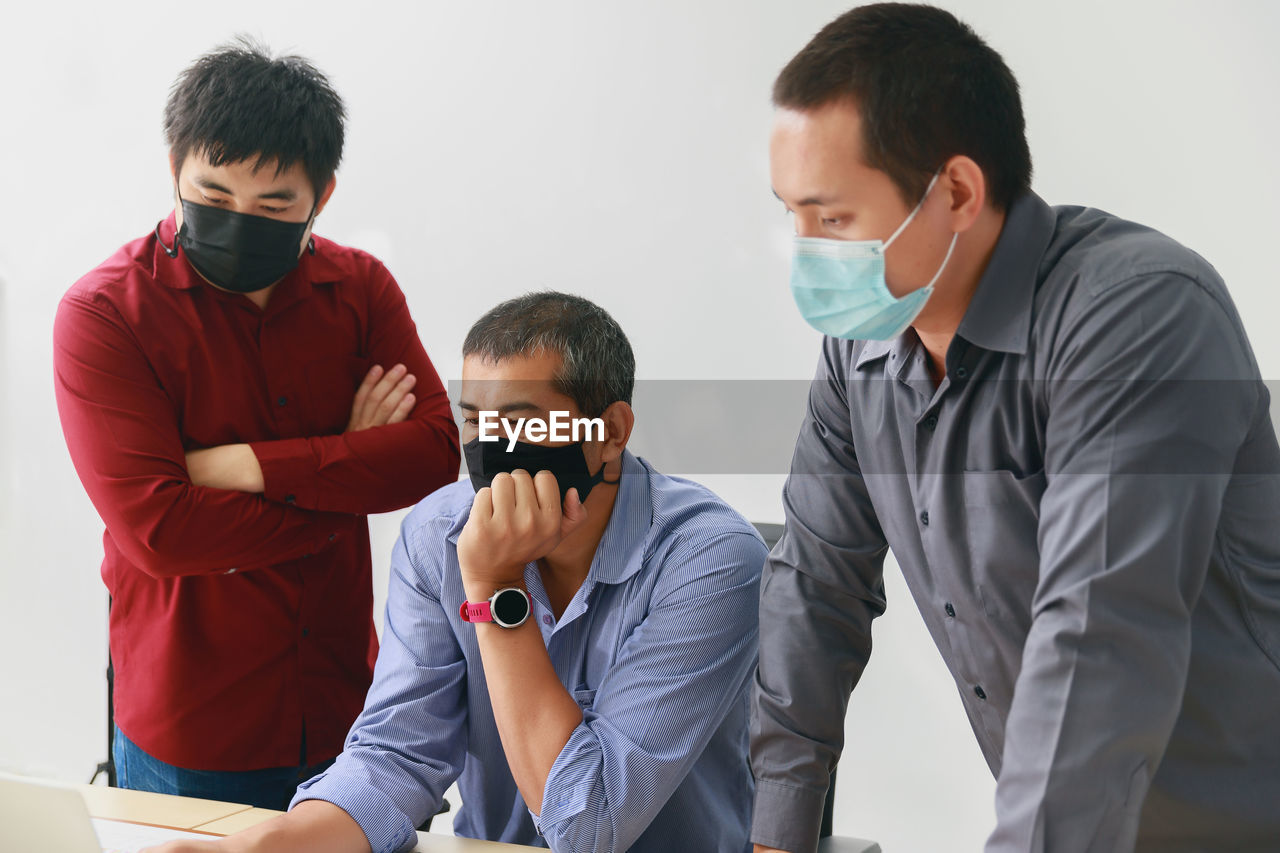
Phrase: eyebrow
[
  {"left": 191, "top": 175, "right": 298, "bottom": 202},
  {"left": 193, "top": 176, "right": 233, "bottom": 195},
  {"left": 457, "top": 401, "right": 543, "bottom": 415},
  {"left": 772, "top": 188, "right": 832, "bottom": 207}
]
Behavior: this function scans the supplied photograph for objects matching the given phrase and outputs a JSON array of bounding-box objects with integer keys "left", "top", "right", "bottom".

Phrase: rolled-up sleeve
[
  {"left": 291, "top": 512, "right": 468, "bottom": 853},
  {"left": 750, "top": 338, "right": 890, "bottom": 853},
  {"left": 987, "top": 273, "right": 1262, "bottom": 852},
  {"left": 535, "top": 531, "right": 765, "bottom": 852}
]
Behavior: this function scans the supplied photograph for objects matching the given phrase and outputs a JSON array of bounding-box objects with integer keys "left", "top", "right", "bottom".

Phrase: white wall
[{"left": 1, "top": 1, "right": 1277, "bottom": 849}]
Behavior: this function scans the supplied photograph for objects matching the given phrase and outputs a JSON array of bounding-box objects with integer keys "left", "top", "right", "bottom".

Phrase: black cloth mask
[
  {"left": 160, "top": 196, "right": 314, "bottom": 293},
  {"left": 464, "top": 437, "right": 619, "bottom": 507}
]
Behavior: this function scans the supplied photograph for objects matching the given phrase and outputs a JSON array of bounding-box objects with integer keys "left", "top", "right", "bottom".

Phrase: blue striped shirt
[{"left": 293, "top": 450, "right": 764, "bottom": 852}]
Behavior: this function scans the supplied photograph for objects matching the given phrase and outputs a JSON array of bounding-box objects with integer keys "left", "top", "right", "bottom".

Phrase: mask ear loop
[
  {"left": 587, "top": 408, "right": 622, "bottom": 486},
  {"left": 155, "top": 221, "right": 179, "bottom": 258},
  {"left": 922, "top": 231, "right": 960, "bottom": 291},
  {"left": 303, "top": 202, "right": 319, "bottom": 255},
  {"left": 305, "top": 214, "right": 317, "bottom": 255},
  {"left": 883, "top": 170, "right": 943, "bottom": 251},
  {"left": 590, "top": 457, "right": 621, "bottom": 487},
  {"left": 156, "top": 180, "right": 187, "bottom": 258}
]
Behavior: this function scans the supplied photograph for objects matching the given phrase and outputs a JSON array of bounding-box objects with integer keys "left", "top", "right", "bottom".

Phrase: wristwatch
[{"left": 460, "top": 587, "right": 532, "bottom": 628}]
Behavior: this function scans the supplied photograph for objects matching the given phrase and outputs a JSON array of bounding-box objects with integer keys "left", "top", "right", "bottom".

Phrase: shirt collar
[
  {"left": 954, "top": 191, "right": 1056, "bottom": 355},
  {"left": 852, "top": 338, "right": 894, "bottom": 371},
  {"left": 581, "top": 449, "right": 651, "bottom": 586},
  {"left": 150, "top": 210, "right": 347, "bottom": 293},
  {"left": 445, "top": 449, "right": 652, "bottom": 587}
]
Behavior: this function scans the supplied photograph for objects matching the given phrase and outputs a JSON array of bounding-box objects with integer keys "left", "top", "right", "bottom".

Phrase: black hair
[
  {"left": 774, "top": 3, "right": 1031, "bottom": 209},
  {"left": 463, "top": 292, "right": 636, "bottom": 418},
  {"left": 163, "top": 35, "right": 345, "bottom": 200}
]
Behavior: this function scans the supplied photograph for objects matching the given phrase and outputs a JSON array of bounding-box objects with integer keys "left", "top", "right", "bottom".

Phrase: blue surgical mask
[{"left": 789, "top": 172, "right": 958, "bottom": 341}]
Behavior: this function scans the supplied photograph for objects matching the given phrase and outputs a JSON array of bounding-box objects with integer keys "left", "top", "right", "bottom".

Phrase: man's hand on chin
[{"left": 457, "top": 468, "right": 587, "bottom": 595}]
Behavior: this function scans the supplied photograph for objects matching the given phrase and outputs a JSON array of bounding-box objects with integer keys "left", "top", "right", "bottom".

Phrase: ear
[
  {"left": 169, "top": 152, "right": 184, "bottom": 226},
  {"left": 597, "top": 401, "right": 635, "bottom": 464},
  {"left": 314, "top": 175, "right": 338, "bottom": 216},
  {"left": 940, "top": 155, "right": 986, "bottom": 234}
]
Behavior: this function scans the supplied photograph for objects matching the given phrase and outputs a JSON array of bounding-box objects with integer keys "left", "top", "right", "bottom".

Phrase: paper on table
[{"left": 92, "top": 817, "right": 218, "bottom": 852}]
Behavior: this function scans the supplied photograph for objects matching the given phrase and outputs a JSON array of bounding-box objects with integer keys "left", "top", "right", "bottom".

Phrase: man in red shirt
[{"left": 52, "top": 38, "right": 460, "bottom": 810}]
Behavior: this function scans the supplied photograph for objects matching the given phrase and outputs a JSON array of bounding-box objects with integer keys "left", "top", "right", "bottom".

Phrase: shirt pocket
[
  {"left": 304, "top": 355, "right": 373, "bottom": 434},
  {"left": 962, "top": 467, "right": 1046, "bottom": 626}
]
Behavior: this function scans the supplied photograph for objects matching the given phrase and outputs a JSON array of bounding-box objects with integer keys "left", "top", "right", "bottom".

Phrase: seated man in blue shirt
[{"left": 149, "top": 291, "right": 765, "bottom": 853}]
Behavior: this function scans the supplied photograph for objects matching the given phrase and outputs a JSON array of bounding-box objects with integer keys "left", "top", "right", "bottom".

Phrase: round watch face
[{"left": 491, "top": 587, "right": 531, "bottom": 627}]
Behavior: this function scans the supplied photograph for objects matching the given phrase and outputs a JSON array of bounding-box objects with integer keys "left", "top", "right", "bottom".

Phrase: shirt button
[
  {"left": 919, "top": 510, "right": 930, "bottom": 526},
  {"left": 542, "top": 614, "right": 553, "bottom": 626},
  {"left": 301, "top": 627, "right": 310, "bottom": 638},
  {"left": 277, "top": 395, "right": 288, "bottom": 406},
  {"left": 974, "top": 685, "right": 987, "bottom": 700},
  {"left": 944, "top": 602, "right": 955, "bottom": 618},
  {"left": 923, "top": 415, "right": 938, "bottom": 431},
  {"left": 225, "top": 567, "right": 238, "bottom": 575},
  {"left": 328, "top": 533, "right": 337, "bottom": 542},
  {"left": 285, "top": 494, "right": 296, "bottom": 504},
  {"left": 954, "top": 366, "right": 970, "bottom": 380}
]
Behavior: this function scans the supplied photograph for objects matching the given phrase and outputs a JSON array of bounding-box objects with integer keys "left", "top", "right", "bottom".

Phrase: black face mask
[
  {"left": 464, "top": 437, "right": 618, "bottom": 507},
  {"left": 158, "top": 196, "right": 314, "bottom": 293}
]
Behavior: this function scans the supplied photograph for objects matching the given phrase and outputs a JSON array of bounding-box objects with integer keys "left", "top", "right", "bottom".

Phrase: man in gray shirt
[{"left": 750, "top": 5, "right": 1280, "bottom": 853}]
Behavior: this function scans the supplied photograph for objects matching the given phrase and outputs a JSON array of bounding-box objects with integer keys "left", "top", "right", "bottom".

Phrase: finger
[
  {"left": 471, "top": 485, "right": 494, "bottom": 522},
  {"left": 560, "top": 486, "right": 589, "bottom": 538},
  {"left": 374, "top": 373, "right": 417, "bottom": 423},
  {"left": 532, "top": 469, "right": 562, "bottom": 521},
  {"left": 353, "top": 364, "right": 383, "bottom": 405},
  {"left": 489, "top": 472, "right": 515, "bottom": 524},
  {"left": 354, "top": 364, "right": 404, "bottom": 427},
  {"left": 349, "top": 365, "right": 383, "bottom": 422},
  {"left": 509, "top": 468, "right": 539, "bottom": 528},
  {"left": 366, "top": 363, "right": 408, "bottom": 409},
  {"left": 387, "top": 392, "right": 416, "bottom": 425}
]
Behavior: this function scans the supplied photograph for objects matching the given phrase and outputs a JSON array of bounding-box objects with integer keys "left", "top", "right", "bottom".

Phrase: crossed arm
[
  {"left": 184, "top": 362, "right": 420, "bottom": 493},
  {"left": 53, "top": 271, "right": 459, "bottom": 578}
]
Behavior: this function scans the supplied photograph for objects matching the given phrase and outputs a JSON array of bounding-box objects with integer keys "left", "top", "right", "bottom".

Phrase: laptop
[{"left": 0, "top": 772, "right": 215, "bottom": 853}]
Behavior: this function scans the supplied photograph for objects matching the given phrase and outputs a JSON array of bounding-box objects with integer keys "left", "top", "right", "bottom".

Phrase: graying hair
[{"left": 462, "top": 291, "right": 635, "bottom": 417}]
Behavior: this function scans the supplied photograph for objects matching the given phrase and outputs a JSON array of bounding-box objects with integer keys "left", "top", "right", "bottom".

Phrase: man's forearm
[
  {"left": 186, "top": 444, "right": 265, "bottom": 493},
  {"left": 469, "top": 586, "right": 583, "bottom": 816},
  {"left": 147, "top": 800, "right": 370, "bottom": 853},
  {"left": 249, "top": 416, "right": 460, "bottom": 515},
  {"left": 225, "top": 800, "right": 370, "bottom": 853}
]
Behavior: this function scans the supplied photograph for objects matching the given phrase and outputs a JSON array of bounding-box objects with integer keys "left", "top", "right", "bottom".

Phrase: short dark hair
[
  {"left": 463, "top": 292, "right": 636, "bottom": 418},
  {"left": 163, "top": 36, "right": 345, "bottom": 201},
  {"left": 774, "top": 3, "right": 1031, "bottom": 209}
]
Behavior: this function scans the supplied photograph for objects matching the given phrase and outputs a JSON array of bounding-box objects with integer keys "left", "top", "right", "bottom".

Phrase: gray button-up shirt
[{"left": 750, "top": 192, "right": 1280, "bottom": 853}]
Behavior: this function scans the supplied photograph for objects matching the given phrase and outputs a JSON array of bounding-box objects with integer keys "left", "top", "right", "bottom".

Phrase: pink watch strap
[{"left": 460, "top": 600, "right": 493, "bottom": 623}]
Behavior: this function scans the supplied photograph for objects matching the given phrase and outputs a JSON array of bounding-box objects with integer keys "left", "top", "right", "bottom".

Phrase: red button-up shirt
[{"left": 53, "top": 213, "right": 460, "bottom": 770}]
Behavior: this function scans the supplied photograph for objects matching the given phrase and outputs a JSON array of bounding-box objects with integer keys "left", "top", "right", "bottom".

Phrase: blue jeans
[{"left": 112, "top": 727, "right": 336, "bottom": 810}]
